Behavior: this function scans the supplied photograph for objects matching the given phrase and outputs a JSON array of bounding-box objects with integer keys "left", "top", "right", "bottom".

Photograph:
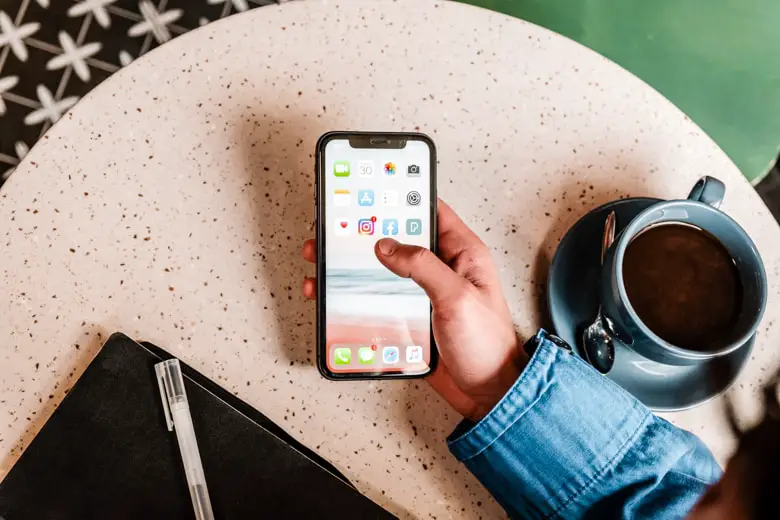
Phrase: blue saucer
[{"left": 547, "top": 198, "right": 754, "bottom": 411}]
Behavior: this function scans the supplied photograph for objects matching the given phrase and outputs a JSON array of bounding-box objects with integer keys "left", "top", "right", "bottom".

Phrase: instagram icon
[{"left": 358, "top": 217, "right": 376, "bottom": 235}]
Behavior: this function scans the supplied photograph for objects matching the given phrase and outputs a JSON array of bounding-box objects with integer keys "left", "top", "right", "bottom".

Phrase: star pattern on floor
[{"left": 0, "top": 0, "right": 278, "bottom": 184}]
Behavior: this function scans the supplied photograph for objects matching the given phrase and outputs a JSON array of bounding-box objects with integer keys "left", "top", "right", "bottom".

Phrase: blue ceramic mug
[{"left": 600, "top": 176, "right": 767, "bottom": 366}]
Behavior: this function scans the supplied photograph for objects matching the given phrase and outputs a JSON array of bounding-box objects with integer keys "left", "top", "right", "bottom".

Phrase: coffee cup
[{"left": 600, "top": 176, "right": 767, "bottom": 366}]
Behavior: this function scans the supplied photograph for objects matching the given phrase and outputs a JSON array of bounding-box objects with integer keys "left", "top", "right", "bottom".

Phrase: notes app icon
[{"left": 334, "top": 189, "right": 351, "bottom": 207}]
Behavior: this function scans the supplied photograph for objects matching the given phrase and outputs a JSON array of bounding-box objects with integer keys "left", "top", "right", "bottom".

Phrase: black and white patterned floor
[{"left": 0, "top": 0, "right": 278, "bottom": 183}]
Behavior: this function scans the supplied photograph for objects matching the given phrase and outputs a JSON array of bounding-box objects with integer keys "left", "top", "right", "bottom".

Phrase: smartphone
[{"left": 315, "top": 132, "right": 438, "bottom": 380}]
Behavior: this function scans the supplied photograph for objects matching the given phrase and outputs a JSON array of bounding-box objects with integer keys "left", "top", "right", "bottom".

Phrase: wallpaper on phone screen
[{"left": 324, "top": 138, "right": 433, "bottom": 374}]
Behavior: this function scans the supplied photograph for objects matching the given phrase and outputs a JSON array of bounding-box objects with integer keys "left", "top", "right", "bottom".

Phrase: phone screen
[{"left": 318, "top": 134, "right": 436, "bottom": 378}]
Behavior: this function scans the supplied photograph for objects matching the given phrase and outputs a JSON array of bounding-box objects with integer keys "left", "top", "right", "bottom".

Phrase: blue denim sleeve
[{"left": 448, "top": 330, "right": 722, "bottom": 520}]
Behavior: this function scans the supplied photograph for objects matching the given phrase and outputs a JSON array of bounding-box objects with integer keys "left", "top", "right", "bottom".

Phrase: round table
[{"left": 1, "top": 1, "right": 778, "bottom": 517}]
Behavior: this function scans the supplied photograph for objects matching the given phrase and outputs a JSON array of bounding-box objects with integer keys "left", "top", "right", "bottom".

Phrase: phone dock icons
[
  {"left": 406, "top": 346, "right": 423, "bottom": 363},
  {"left": 382, "top": 346, "right": 399, "bottom": 364},
  {"left": 333, "top": 347, "right": 351, "bottom": 365}
]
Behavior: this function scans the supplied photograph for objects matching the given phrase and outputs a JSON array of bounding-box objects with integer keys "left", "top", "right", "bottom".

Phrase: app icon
[
  {"left": 406, "top": 346, "right": 423, "bottom": 363},
  {"left": 334, "top": 218, "right": 351, "bottom": 236},
  {"left": 384, "top": 162, "right": 396, "bottom": 176},
  {"left": 334, "top": 160, "right": 350, "bottom": 177},
  {"left": 407, "top": 164, "right": 421, "bottom": 177},
  {"left": 358, "top": 189, "right": 375, "bottom": 206},
  {"left": 334, "top": 347, "right": 351, "bottom": 365},
  {"left": 382, "top": 219, "right": 399, "bottom": 236},
  {"left": 358, "top": 160, "right": 375, "bottom": 177},
  {"left": 382, "top": 190, "right": 398, "bottom": 206},
  {"left": 358, "top": 217, "right": 376, "bottom": 235},
  {"left": 358, "top": 346, "right": 376, "bottom": 364},
  {"left": 406, "top": 218, "right": 422, "bottom": 235},
  {"left": 383, "top": 346, "right": 399, "bottom": 364},
  {"left": 406, "top": 190, "right": 421, "bottom": 206},
  {"left": 333, "top": 189, "right": 351, "bottom": 206}
]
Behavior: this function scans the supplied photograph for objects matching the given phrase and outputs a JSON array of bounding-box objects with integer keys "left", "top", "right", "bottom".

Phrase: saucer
[{"left": 547, "top": 198, "right": 754, "bottom": 411}]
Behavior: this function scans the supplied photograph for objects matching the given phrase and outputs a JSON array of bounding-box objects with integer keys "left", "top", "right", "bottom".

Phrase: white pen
[{"left": 155, "top": 359, "right": 215, "bottom": 520}]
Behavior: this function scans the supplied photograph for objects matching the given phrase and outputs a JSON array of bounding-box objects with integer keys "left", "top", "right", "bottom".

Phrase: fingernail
[{"left": 377, "top": 238, "right": 398, "bottom": 255}]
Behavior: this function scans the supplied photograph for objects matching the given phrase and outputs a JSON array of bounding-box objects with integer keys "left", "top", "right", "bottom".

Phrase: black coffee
[{"left": 622, "top": 223, "right": 742, "bottom": 351}]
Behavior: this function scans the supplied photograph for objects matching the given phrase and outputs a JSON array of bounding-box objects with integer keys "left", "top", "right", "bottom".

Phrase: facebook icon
[{"left": 382, "top": 219, "right": 399, "bottom": 236}]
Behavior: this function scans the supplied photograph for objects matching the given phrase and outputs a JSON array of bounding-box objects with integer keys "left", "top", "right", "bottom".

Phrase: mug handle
[{"left": 687, "top": 176, "right": 725, "bottom": 209}]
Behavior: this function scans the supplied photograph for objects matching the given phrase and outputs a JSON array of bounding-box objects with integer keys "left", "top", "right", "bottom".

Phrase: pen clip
[{"left": 155, "top": 362, "right": 174, "bottom": 431}]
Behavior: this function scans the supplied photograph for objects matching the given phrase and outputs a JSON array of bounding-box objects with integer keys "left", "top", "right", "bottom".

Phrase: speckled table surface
[{"left": 1, "top": 1, "right": 779, "bottom": 518}]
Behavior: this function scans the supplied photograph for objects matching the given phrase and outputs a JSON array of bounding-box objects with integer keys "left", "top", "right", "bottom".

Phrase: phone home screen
[{"left": 323, "top": 137, "right": 433, "bottom": 376}]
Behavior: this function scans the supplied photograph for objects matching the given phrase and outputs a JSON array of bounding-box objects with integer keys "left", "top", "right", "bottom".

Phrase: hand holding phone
[{"left": 303, "top": 199, "right": 528, "bottom": 420}]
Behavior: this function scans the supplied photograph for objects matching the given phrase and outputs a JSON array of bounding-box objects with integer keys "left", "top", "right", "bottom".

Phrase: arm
[
  {"left": 302, "top": 200, "right": 721, "bottom": 519},
  {"left": 449, "top": 330, "right": 722, "bottom": 519}
]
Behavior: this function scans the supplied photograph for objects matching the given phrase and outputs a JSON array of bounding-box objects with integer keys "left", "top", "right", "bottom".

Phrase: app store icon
[{"left": 406, "top": 219, "right": 422, "bottom": 235}]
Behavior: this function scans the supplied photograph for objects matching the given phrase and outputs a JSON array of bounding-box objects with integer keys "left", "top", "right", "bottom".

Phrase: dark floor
[
  {"left": 756, "top": 163, "right": 780, "bottom": 221},
  {"left": 0, "top": 0, "right": 779, "bottom": 222}
]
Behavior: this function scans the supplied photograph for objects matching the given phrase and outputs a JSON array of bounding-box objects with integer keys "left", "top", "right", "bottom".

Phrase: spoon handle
[{"left": 600, "top": 211, "right": 616, "bottom": 264}]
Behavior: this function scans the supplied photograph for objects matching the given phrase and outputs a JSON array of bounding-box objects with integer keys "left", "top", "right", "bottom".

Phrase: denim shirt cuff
[
  {"left": 446, "top": 330, "right": 654, "bottom": 517},
  {"left": 447, "top": 330, "right": 569, "bottom": 461}
]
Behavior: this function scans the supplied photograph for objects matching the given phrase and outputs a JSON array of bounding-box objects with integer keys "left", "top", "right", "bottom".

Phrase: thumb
[{"left": 375, "top": 238, "right": 465, "bottom": 304}]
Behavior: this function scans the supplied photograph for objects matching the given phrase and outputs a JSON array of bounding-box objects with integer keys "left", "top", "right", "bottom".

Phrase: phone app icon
[
  {"left": 406, "top": 190, "right": 421, "bottom": 206},
  {"left": 382, "top": 219, "right": 399, "bottom": 236},
  {"left": 334, "top": 347, "right": 351, "bottom": 365},
  {"left": 406, "top": 346, "right": 423, "bottom": 363},
  {"left": 384, "top": 162, "right": 396, "bottom": 176},
  {"left": 333, "top": 189, "right": 351, "bottom": 206},
  {"left": 334, "top": 218, "right": 351, "bottom": 236},
  {"left": 358, "top": 346, "right": 376, "bottom": 364},
  {"left": 382, "top": 190, "right": 398, "bottom": 206},
  {"left": 334, "top": 160, "right": 350, "bottom": 177},
  {"left": 358, "top": 189, "right": 375, "bottom": 206},
  {"left": 407, "top": 164, "right": 421, "bottom": 177},
  {"left": 406, "top": 219, "right": 422, "bottom": 235},
  {"left": 358, "top": 217, "right": 376, "bottom": 235},
  {"left": 383, "top": 346, "right": 399, "bottom": 364},
  {"left": 358, "top": 160, "right": 375, "bottom": 177}
]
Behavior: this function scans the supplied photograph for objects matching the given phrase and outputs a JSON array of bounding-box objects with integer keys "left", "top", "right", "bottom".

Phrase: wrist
[{"left": 467, "top": 336, "right": 529, "bottom": 421}]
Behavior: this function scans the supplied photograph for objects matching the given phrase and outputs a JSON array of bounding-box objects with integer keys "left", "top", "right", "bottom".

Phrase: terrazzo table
[{"left": 1, "top": 0, "right": 779, "bottom": 518}]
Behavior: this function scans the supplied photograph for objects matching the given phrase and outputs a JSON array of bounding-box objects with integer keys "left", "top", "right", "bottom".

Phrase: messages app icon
[{"left": 358, "top": 347, "right": 375, "bottom": 364}]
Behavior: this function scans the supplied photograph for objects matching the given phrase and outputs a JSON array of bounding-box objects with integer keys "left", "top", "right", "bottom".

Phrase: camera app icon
[{"left": 407, "top": 164, "right": 421, "bottom": 177}]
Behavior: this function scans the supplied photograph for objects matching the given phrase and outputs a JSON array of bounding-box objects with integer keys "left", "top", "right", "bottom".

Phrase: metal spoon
[{"left": 581, "top": 210, "right": 616, "bottom": 374}]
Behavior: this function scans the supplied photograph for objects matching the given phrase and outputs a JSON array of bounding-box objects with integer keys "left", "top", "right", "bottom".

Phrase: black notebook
[{"left": 0, "top": 333, "right": 393, "bottom": 519}]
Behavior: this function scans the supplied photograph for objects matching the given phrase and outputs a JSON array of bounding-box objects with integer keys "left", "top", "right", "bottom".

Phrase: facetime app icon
[{"left": 333, "top": 161, "right": 350, "bottom": 177}]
